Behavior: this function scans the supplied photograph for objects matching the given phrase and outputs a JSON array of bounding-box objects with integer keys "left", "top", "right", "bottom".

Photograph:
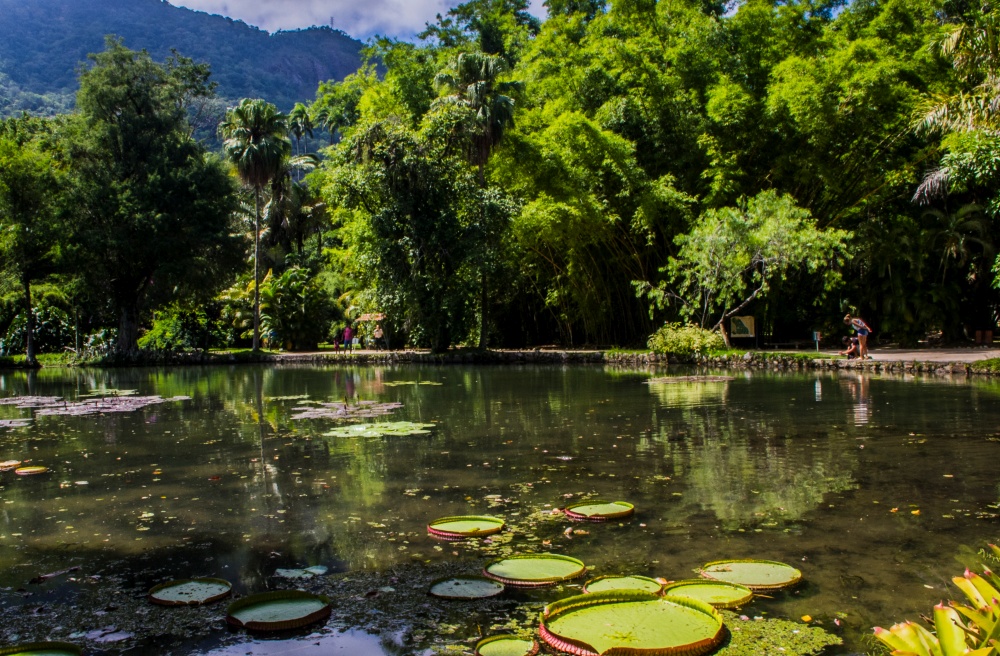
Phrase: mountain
[{"left": 0, "top": 0, "right": 365, "bottom": 116}]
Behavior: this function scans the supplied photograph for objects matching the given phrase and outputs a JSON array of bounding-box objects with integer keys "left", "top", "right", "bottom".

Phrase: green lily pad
[
  {"left": 583, "top": 575, "right": 663, "bottom": 595},
  {"left": 540, "top": 590, "right": 725, "bottom": 656},
  {"left": 475, "top": 635, "right": 539, "bottom": 656},
  {"left": 15, "top": 466, "right": 48, "bottom": 476},
  {"left": 564, "top": 500, "right": 634, "bottom": 521},
  {"left": 484, "top": 554, "right": 586, "bottom": 588},
  {"left": 324, "top": 421, "right": 434, "bottom": 438},
  {"left": 383, "top": 381, "right": 444, "bottom": 387},
  {"left": 428, "top": 515, "right": 505, "bottom": 539},
  {"left": 428, "top": 575, "right": 505, "bottom": 599},
  {"left": 0, "top": 644, "right": 81, "bottom": 656},
  {"left": 226, "top": 590, "right": 331, "bottom": 631},
  {"left": 662, "top": 579, "right": 754, "bottom": 609},
  {"left": 700, "top": 559, "right": 802, "bottom": 591},
  {"left": 149, "top": 578, "right": 232, "bottom": 606}
]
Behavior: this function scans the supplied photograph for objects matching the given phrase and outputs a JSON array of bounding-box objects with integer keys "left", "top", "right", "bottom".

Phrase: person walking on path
[
  {"left": 373, "top": 324, "right": 384, "bottom": 351},
  {"left": 343, "top": 323, "right": 354, "bottom": 353},
  {"left": 844, "top": 314, "right": 872, "bottom": 359}
]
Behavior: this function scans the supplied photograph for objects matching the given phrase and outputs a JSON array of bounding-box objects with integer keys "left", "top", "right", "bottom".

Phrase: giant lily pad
[
  {"left": 0, "top": 460, "right": 22, "bottom": 471},
  {"left": 149, "top": 578, "right": 232, "bottom": 606},
  {"left": 540, "top": 590, "right": 725, "bottom": 656},
  {"left": 564, "top": 500, "right": 634, "bottom": 522},
  {"left": 290, "top": 400, "right": 403, "bottom": 421},
  {"left": 475, "top": 635, "right": 539, "bottom": 656},
  {"left": 324, "top": 421, "right": 434, "bottom": 438},
  {"left": 15, "top": 466, "right": 48, "bottom": 476},
  {"left": 484, "top": 554, "right": 586, "bottom": 588},
  {"left": 583, "top": 575, "right": 663, "bottom": 595},
  {"left": 0, "top": 643, "right": 81, "bottom": 656},
  {"left": 226, "top": 590, "right": 331, "bottom": 632},
  {"left": 700, "top": 559, "right": 802, "bottom": 591},
  {"left": 0, "top": 419, "right": 31, "bottom": 428},
  {"left": 428, "top": 575, "right": 505, "bottom": 599},
  {"left": 428, "top": 515, "right": 505, "bottom": 540},
  {"left": 383, "top": 381, "right": 444, "bottom": 387},
  {"left": 662, "top": 579, "right": 753, "bottom": 609}
]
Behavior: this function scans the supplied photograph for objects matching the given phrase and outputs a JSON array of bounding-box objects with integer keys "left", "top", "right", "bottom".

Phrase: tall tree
[
  {"left": 288, "top": 102, "right": 313, "bottom": 156},
  {"left": 435, "top": 52, "right": 521, "bottom": 347},
  {"left": 0, "top": 121, "right": 63, "bottom": 366},
  {"left": 73, "top": 37, "right": 241, "bottom": 356},
  {"left": 219, "top": 98, "right": 292, "bottom": 352}
]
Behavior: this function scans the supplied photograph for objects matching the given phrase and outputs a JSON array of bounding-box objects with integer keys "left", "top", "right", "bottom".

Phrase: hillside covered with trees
[
  {"left": 3, "top": 0, "right": 1000, "bottom": 361},
  {"left": 0, "top": 0, "right": 363, "bottom": 116}
]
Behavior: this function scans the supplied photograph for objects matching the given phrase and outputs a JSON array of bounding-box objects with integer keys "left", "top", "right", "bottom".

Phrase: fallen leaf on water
[
  {"left": 890, "top": 508, "right": 899, "bottom": 513},
  {"left": 911, "top": 509, "right": 921, "bottom": 516},
  {"left": 801, "top": 615, "right": 812, "bottom": 622}
]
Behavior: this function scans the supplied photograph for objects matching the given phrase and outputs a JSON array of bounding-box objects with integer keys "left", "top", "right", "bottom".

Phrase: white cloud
[{"left": 169, "top": 0, "right": 548, "bottom": 40}]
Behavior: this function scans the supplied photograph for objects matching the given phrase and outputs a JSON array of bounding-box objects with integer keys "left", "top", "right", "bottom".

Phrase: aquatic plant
[
  {"left": 700, "top": 559, "right": 802, "bottom": 591},
  {"left": 539, "top": 590, "right": 725, "bottom": 655},
  {"left": 290, "top": 400, "right": 403, "bottom": 421},
  {"left": 873, "top": 544, "right": 1000, "bottom": 655},
  {"left": 324, "top": 421, "right": 434, "bottom": 438},
  {"left": 0, "top": 394, "right": 190, "bottom": 416}
]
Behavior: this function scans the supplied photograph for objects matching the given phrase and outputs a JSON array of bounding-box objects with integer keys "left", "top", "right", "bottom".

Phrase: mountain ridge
[{"left": 0, "top": 0, "right": 365, "bottom": 115}]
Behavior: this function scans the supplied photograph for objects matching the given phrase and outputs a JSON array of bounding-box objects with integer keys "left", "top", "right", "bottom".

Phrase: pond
[{"left": 0, "top": 364, "right": 999, "bottom": 655}]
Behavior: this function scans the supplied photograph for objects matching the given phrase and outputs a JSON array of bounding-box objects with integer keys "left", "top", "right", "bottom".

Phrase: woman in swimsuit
[{"left": 844, "top": 314, "right": 871, "bottom": 359}]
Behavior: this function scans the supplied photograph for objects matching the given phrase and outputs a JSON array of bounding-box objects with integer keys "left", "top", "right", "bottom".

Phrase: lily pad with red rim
[
  {"left": 539, "top": 590, "right": 726, "bottom": 656},
  {"left": 15, "top": 466, "right": 48, "bottom": 476},
  {"left": 0, "top": 460, "right": 22, "bottom": 471},
  {"left": 662, "top": 579, "right": 754, "bottom": 608},
  {"left": 582, "top": 575, "right": 663, "bottom": 595},
  {"left": 0, "top": 643, "right": 81, "bottom": 656},
  {"left": 484, "top": 554, "right": 586, "bottom": 588},
  {"left": 475, "top": 635, "right": 539, "bottom": 656},
  {"left": 428, "top": 575, "right": 505, "bottom": 599},
  {"left": 428, "top": 515, "right": 505, "bottom": 540},
  {"left": 226, "top": 590, "right": 331, "bottom": 632},
  {"left": 149, "top": 578, "right": 232, "bottom": 606},
  {"left": 563, "top": 500, "right": 634, "bottom": 522},
  {"left": 700, "top": 559, "right": 802, "bottom": 591}
]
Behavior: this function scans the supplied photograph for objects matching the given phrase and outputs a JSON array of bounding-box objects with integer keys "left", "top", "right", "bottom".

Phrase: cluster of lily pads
[
  {"left": 0, "top": 460, "right": 48, "bottom": 476},
  {"left": 0, "top": 392, "right": 190, "bottom": 417},
  {"left": 424, "top": 505, "right": 804, "bottom": 656},
  {"left": 289, "top": 399, "right": 403, "bottom": 421}
]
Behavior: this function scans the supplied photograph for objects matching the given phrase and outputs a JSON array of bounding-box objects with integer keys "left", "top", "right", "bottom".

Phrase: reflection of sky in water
[
  {"left": 2, "top": 367, "right": 1000, "bottom": 653},
  {"left": 204, "top": 630, "right": 398, "bottom": 655}
]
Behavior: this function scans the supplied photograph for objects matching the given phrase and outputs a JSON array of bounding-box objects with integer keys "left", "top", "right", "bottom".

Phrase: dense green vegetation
[{"left": 3, "top": 0, "right": 1000, "bottom": 359}]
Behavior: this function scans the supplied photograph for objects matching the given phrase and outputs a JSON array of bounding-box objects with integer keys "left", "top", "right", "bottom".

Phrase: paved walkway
[{"left": 814, "top": 347, "right": 998, "bottom": 363}]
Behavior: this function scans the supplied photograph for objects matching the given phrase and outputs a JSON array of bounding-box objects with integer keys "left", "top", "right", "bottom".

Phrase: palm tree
[
  {"left": 288, "top": 102, "right": 313, "bottom": 156},
  {"left": 219, "top": 98, "right": 291, "bottom": 351},
  {"left": 434, "top": 52, "right": 521, "bottom": 347},
  {"left": 435, "top": 52, "right": 521, "bottom": 185}
]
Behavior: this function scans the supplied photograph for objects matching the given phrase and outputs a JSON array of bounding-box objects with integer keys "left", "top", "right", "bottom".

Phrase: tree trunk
[
  {"left": 22, "top": 276, "right": 38, "bottom": 367},
  {"left": 253, "top": 189, "right": 261, "bottom": 352},
  {"left": 116, "top": 302, "right": 140, "bottom": 357},
  {"left": 478, "top": 274, "right": 489, "bottom": 349}
]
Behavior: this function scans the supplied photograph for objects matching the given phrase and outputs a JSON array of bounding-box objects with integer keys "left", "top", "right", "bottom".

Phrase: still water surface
[{"left": 1, "top": 365, "right": 999, "bottom": 654}]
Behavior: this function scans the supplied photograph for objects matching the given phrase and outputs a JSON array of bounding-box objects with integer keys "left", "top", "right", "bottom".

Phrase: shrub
[
  {"left": 138, "top": 304, "right": 218, "bottom": 351},
  {"left": 647, "top": 322, "right": 726, "bottom": 357},
  {"left": 259, "top": 267, "right": 340, "bottom": 351},
  {"left": 0, "top": 305, "right": 74, "bottom": 355}
]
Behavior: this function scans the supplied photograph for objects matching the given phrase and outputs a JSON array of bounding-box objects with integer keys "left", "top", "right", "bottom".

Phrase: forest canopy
[{"left": 3, "top": 0, "right": 1000, "bottom": 358}]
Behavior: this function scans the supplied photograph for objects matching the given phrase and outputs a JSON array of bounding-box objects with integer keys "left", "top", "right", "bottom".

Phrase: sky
[{"left": 169, "top": 0, "right": 549, "bottom": 41}]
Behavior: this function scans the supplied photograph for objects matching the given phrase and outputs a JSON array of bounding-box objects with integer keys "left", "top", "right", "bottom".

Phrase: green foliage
[
  {"left": 72, "top": 38, "right": 243, "bottom": 356},
  {"left": 647, "top": 322, "right": 725, "bottom": 357},
  {"left": 641, "top": 191, "right": 850, "bottom": 330},
  {"left": 137, "top": 304, "right": 218, "bottom": 352},
  {"left": 0, "top": 304, "right": 74, "bottom": 356},
  {"left": 259, "top": 266, "right": 340, "bottom": 351}
]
